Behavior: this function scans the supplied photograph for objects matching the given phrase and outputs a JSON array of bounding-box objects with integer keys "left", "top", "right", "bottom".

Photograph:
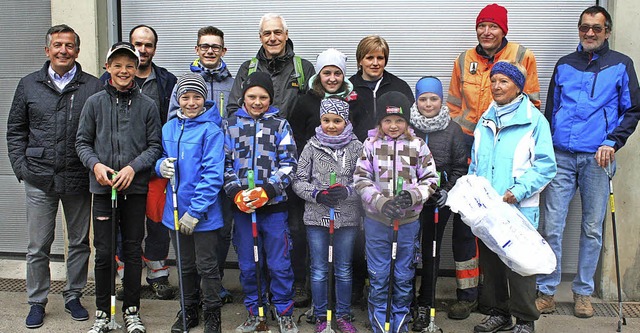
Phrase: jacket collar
[
  {"left": 37, "top": 61, "right": 86, "bottom": 85},
  {"left": 482, "top": 94, "right": 534, "bottom": 128}
]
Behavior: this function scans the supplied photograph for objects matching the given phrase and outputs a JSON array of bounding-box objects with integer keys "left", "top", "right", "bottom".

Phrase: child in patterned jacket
[{"left": 353, "top": 91, "right": 438, "bottom": 333}]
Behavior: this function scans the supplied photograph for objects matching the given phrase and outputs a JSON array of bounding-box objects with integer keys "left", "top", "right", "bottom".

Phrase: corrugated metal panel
[
  {"left": 0, "top": 1, "right": 64, "bottom": 255},
  {"left": 121, "top": 0, "right": 594, "bottom": 273}
]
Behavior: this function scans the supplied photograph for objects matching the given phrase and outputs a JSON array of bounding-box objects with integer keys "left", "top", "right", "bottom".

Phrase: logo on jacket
[
  {"left": 347, "top": 90, "right": 358, "bottom": 101},
  {"left": 470, "top": 62, "right": 478, "bottom": 75}
]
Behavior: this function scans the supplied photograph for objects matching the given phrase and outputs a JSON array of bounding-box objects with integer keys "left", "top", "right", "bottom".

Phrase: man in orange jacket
[{"left": 444, "top": 3, "right": 541, "bottom": 320}]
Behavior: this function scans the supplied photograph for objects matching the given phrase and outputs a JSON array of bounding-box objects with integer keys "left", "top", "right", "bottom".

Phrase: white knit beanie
[{"left": 315, "top": 48, "right": 347, "bottom": 75}]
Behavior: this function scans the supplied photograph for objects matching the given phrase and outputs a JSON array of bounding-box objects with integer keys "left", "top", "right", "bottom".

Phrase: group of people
[{"left": 6, "top": 3, "right": 640, "bottom": 333}]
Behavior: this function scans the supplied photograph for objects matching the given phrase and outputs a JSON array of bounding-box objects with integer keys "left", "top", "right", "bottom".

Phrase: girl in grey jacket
[{"left": 292, "top": 98, "right": 362, "bottom": 332}]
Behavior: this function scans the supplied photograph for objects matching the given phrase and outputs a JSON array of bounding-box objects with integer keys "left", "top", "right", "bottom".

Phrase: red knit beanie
[{"left": 476, "top": 3, "right": 508, "bottom": 35}]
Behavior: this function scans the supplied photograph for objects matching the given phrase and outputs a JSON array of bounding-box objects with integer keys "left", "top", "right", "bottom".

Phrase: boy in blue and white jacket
[{"left": 223, "top": 72, "right": 299, "bottom": 333}]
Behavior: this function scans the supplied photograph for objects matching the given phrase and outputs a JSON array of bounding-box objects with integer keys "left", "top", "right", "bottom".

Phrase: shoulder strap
[
  {"left": 458, "top": 50, "right": 467, "bottom": 83},
  {"left": 294, "top": 55, "right": 305, "bottom": 91},
  {"left": 515, "top": 45, "right": 527, "bottom": 65},
  {"left": 248, "top": 57, "right": 258, "bottom": 75}
]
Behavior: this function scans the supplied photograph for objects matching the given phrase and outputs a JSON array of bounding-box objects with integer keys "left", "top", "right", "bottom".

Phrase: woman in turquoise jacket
[{"left": 469, "top": 61, "right": 556, "bottom": 333}]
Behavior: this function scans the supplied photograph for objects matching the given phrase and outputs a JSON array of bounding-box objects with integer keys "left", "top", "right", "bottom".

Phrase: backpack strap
[
  {"left": 248, "top": 57, "right": 258, "bottom": 75},
  {"left": 294, "top": 55, "right": 305, "bottom": 91}
]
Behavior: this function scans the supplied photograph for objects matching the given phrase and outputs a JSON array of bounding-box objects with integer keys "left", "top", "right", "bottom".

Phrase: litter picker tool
[
  {"left": 384, "top": 177, "right": 403, "bottom": 333},
  {"left": 603, "top": 162, "right": 626, "bottom": 332},
  {"left": 324, "top": 172, "right": 337, "bottom": 333},
  {"left": 108, "top": 173, "right": 122, "bottom": 330},
  {"left": 424, "top": 173, "right": 443, "bottom": 333},
  {"left": 171, "top": 176, "right": 188, "bottom": 333},
  {"left": 248, "top": 170, "right": 272, "bottom": 332}
]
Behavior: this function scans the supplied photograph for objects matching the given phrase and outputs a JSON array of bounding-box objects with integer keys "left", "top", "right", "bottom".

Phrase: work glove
[
  {"left": 159, "top": 157, "right": 176, "bottom": 179},
  {"left": 316, "top": 189, "right": 338, "bottom": 208},
  {"left": 431, "top": 188, "right": 448, "bottom": 208},
  {"left": 234, "top": 190, "right": 255, "bottom": 214},
  {"left": 179, "top": 212, "right": 199, "bottom": 236},
  {"left": 393, "top": 190, "right": 413, "bottom": 209},
  {"left": 381, "top": 200, "right": 403, "bottom": 219},
  {"left": 327, "top": 183, "right": 349, "bottom": 201},
  {"left": 242, "top": 187, "right": 270, "bottom": 210}
]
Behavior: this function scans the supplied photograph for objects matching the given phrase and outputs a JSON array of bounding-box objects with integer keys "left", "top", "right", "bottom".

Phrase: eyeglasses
[
  {"left": 579, "top": 24, "right": 605, "bottom": 33},
  {"left": 260, "top": 29, "right": 284, "bottom": 38},
  {"left": 197, "top": 43, "right": 223, "bottom": 52}
]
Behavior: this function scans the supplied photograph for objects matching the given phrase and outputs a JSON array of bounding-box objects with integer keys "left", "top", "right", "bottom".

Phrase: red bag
[{"left": 146, "top": 176, "right": 169, "bottom": 222}]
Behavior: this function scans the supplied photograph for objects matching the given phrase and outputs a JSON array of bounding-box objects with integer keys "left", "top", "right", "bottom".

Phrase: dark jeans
[
  {"left": 172, "top": 229, "right": 222, "bottom": 310},
  {"left": 416, "top": 205, "right": 451, "bottom": 307},
  {"left": 287, "top": 189, "right": 307, "bottom": 286},
  {"left": 217, "top": 193, "right": 233, "bottom": 281},
  {"left": 93, "top": 193, "right": 146, "bottom": 312},
  {"left": 478, "top": 241, "right": 539, "bottom": 321}
]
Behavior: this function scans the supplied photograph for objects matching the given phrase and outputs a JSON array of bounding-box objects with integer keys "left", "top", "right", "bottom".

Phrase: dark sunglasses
[{"left": 579, "top": 24, "right": 605, "bottom": 33}]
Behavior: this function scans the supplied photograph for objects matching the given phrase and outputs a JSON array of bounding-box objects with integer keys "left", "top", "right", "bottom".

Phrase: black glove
[
  {"left": 381, "top": 200, "right": 403, "bottom": 219},
  {"left": 327, "top": 183, "right": 349, "bottom": 201},
  {"left": 316, "top": 189, "right": 338, "bottom": 208},
  {"left": 431, "top": 188, "right": 448, "bottom": 208},
  {"left": 394, "top": 190, "right": 413, "bottom": 209}
]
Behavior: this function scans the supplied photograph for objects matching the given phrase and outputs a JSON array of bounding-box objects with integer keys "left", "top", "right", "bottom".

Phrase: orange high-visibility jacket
[{"left": 447, "top": 42, "right": 541, "bottom": 136}]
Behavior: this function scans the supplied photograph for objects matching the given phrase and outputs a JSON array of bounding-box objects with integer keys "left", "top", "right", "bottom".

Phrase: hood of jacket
[{"left": 189, "top": 59, "right": 233, "bottom": 82}]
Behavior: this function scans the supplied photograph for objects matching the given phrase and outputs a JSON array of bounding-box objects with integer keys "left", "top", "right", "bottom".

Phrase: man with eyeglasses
[
  {"left": 536, "top": 5, "right": 640, "bottom": 319},
  {"left": 100, "top": 24, "right": 178, "bottom": 302},
  {"left": 444, "top": 3, "right": 541, "bottom": 321},
  {"left": 226, "top": 12, "right": 316, "bottom": 312}
]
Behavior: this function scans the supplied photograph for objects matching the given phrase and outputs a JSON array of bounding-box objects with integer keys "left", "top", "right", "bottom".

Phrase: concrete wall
[{"left": 600, "top": 0, "right": 640, "bottom": 301}]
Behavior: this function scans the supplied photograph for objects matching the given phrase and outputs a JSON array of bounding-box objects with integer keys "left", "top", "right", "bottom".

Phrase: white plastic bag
[{"left": 446, "top": 175, "right": 556, "bottom": 276}]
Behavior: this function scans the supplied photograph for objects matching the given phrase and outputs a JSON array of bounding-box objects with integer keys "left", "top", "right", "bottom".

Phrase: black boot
[
  {"left": 203, "top": 307, "right": 221, "bottom": 333},
  {"left": 171, "top": 306, "right": 199, "bottom": 333}
]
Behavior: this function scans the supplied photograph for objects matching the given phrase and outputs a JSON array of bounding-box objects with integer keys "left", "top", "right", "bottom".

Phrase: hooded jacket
[
  {"left": 76, "top": 82, "right": 162, "bottom": 195},
  {"left": 354, "top": 129, "right": 438, "bottom": 225},
  {"left": 7, "top": 61, "right": 102, "bottom": 194},
  {"left": 156, "top": 101, "right": 224, "bottom": 232},
  {"left": 227, "top": 39, "right": 315, "bottom": 119},
  {"left": 223, "top": 105, "right": 297, "bottom": 213}
]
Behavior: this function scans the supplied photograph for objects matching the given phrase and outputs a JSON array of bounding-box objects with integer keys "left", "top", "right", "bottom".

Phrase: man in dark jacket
[
  {"left": 99, "top": 25, "right": 177, "bottom": 300},
  {"left": 227, "top": 13, "right": 315, "bottom": 308},
  {"left": 6, "top": 24, "right": 102, "bottom": 329}
]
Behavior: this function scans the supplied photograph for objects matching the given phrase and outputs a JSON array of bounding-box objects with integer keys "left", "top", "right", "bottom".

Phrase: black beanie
[
  {"left": 376, "top": 91, "right": 411, "bottom": 124},
  {"left": 242, "top": 72, "right": 274, "bottom": 103}
]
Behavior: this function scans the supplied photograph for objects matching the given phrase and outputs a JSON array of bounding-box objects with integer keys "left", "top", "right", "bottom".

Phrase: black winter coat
[
  {"left": 288, "top": 90, "right": 322, "bottom": 156},
  {"left": 7, "top": 62, "right": 102, "bottom": 193},
  {"left": 413, "top": 121, "right": 469, "bottom": 192},
  {"left": 349, "top": 70, "right": 414, "bottom": 141}
]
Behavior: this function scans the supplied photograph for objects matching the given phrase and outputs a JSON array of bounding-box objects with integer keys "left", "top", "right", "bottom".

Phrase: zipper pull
[{"left": 68, "top": 94, "right": 75, "bottom": 120}]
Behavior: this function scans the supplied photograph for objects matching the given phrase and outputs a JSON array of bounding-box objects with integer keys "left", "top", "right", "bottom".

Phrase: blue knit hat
[
  {"left": 415, "top": 76, "right": 443, "bottom": 101},
  {"left": 490, "top": 61, "right": 525, "bottom": 93}
]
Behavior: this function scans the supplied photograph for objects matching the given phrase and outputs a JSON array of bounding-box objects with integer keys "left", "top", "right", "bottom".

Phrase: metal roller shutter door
[{"left": 121, "top": 0, "right": 595, "bottom": 274}]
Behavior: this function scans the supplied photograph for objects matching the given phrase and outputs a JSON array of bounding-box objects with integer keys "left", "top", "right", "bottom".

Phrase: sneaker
[
  {"left": 512, "top": 319, "right": 535, "bottom": 333},
  {"left": 171, "top": 306, "right": 199, "bottom": 333},
  {"left": 278, "top": 315, "right": 299, "bottom": 333},
  {"left": 25, "top": 304, "right": 45, "bottom": 329},
  {"left": 235, "top": 315, "right": 258, "bottom": 333},
  {"left": 314, "top": 317, "right": 327, "bottom": 333},
  {"left": 116, "top": 283, "right": 125, "bottom": 301},
  {"left": 293, "top": 284, "right": 310, "bottom": 308},
  {"left": 336, "top": 315, "right": 358, "bottom": 333},
  {"left": 87, "top": 311, "right": 110, "bottom": 333},
  {"left": 448, "top": 300, "right": 478, "bottom": 320},
  {"left": 473, "top": 314, "right": 513, "bottom": 333},
  {"left": 411, "top": 306, "right": 429, "bottom": 332},
  {"left": 123, "top": 306, "right": 146, "bottom": 333},
  {"left": 573, "top": 293, "right": 594, "bottom": 318},
  {"left": 65, "top": 298, "right": 89, "bottom": 321},
  {"left": 220, "top": 286, "right": 234, "bottom": 304},
  {"left": 203, "top": 308, "right": 222, "bottom": 333},
  {"left": 149, "top": 278, "right": 174, "bottom": 300},
  {"left": 535, "top": 292, "right": 555, "bottom": 314}
]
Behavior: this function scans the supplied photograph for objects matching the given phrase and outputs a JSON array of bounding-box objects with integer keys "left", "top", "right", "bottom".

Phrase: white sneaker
[
  {"left": 87, "top": 311, "right": 110, "bottom": 333},
  {"left": 123, "top": 306, "right": 146, "bottom": 333},
  {"left": 236, "top": 315, "right": 258, "bottom": 332}
]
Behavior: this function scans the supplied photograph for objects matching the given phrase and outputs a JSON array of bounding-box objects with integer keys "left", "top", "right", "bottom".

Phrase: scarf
[
  {"left": 410, "top": 103, "right": 451, "bottom": 134},
  {"left": 494, "top": 94, "right": 524, "bottom": 128},
  {"left": 315, "top": 122, "right": 357, "bottom": 150}
]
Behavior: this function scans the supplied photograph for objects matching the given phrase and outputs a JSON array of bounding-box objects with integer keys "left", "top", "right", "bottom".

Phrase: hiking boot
[
  {"left": 65, "top": 298, "right": 89, "bottom": 321},
  {"left": 336, "top": 315, "right": 358, "bottom": 333},
  {"left": 278, "top": 315, "right": 299, "bottom": 333},
  {"left": 123, "top": 306, "right": 146, "bottom": 333},
  {"left": 25, "top": 304, "right": 45, "bottom": 329},
  {"left": 535, "top": 292, "right": 556, "bottom": 314},
  {"left": 573, "top": 293, "right": 594, "bottom": 318},
  {"left": 293, "top": 284, "right": 310, "bottom": 308},
  {"left": 87, "top": 311, "right": 110, "bottom": 333},
  {"left": 512, "top": 319, "right": 535, "bottom": 333},
  {"left": 411, "top": 306, "right": 429, "bottom": 332},
  {"left": 203, "top": 307, "right": 222, "bottom": 333},
  {"left": 116, "top": 283, "right": 125, "bottom": 301},
  {"left": 220, "top": 286, "right": 234, "bottom": 304},
  {"left": 149, "top": 278, "right": 174, "bottom": 300},
  {"left": 473, "top": 314, "right": 513, "bottom": 332},
  {"left": 235, "top": 315, "right": 258, "bottom": 333},
  {"left": 448, "top": 300, "right": 478, "bottom": 320},
  {"left": 314, "top": 317, "right": 327, "bottom": 333},
  {"left": 171, "top": 306, "right": 199, "bottom": 333}
]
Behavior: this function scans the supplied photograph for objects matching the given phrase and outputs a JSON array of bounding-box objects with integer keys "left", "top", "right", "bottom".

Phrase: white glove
[
  {"left": 159, "top": 157, "right": 176, "bottom": 179},
  {"left": 179, "top": 212, "right": 199, "bottom": 236}
]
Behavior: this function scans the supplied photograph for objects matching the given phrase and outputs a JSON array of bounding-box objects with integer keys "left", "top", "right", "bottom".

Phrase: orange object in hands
[
  {"left": 243, "top": 187, "right": 269, "bottom": 209},
  {"left": 234, "top": 190, "right": 255, "bottom": 213}
]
